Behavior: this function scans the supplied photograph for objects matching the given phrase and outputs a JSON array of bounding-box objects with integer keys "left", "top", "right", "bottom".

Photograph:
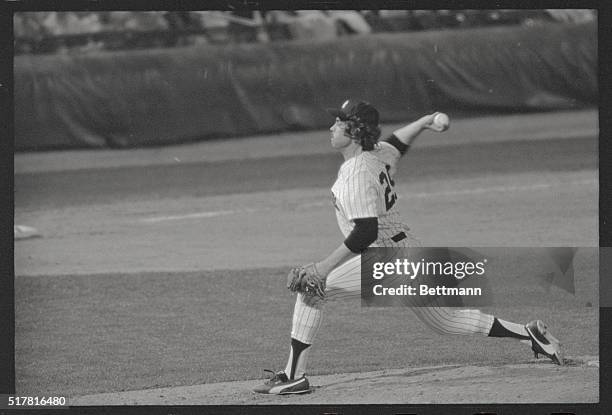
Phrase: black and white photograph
[{"left": 9, "top": 6, "right": 600, "bottom": 409}]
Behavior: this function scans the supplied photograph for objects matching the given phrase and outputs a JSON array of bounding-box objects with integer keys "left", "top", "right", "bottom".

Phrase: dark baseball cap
[{"left": 327, "top": 99, "right": 379, "bottom": 126}]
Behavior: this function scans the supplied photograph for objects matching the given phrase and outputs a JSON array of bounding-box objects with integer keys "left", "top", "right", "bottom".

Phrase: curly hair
[{"left": 345, "top": 119, "right": 381, "bottom": 151}]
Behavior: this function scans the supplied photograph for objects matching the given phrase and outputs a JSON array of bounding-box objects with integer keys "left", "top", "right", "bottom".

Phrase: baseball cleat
[
  {"left": 524, "top": 320, "right": 564, "bottom": 365},
  {"left": 252, "top": 370, "right": 310, "bottom": 395}
]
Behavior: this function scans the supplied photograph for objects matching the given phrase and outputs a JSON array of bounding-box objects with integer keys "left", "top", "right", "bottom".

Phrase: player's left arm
[
  {"left": 289, "top": 221, "right": 375, "bottom": 297},
  {"left": 314, "top": 171, "right": 380, "bottom": 277},
  {"left": 313, "top": 217, "right": 378, "bottom": 277}
]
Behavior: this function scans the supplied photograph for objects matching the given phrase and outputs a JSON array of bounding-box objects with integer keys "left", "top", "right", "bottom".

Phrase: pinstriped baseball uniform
[
  {"left": 331, "top": 142, "right": 408, "bottom": 247},
  {"left": 290, "top": 138, "right": 494, "bottom": 346}
]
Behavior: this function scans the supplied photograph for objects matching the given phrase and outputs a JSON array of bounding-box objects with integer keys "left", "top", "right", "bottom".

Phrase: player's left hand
[{"left": 287, "top": 263, "right": 326, "bottom": 299}]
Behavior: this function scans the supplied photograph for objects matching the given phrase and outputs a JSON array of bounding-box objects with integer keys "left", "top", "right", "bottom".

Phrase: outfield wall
[{"left": 14, "top": 22, "right": 597, "bottom": 151}]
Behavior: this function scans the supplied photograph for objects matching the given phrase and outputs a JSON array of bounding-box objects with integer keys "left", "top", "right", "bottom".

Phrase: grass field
[{"left": 16, "top": 255, "right": 597, "bottom": 397}]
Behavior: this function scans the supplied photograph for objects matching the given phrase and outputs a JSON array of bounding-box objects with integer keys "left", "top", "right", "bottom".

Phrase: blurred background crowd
[{"left": 14, "top": 9, "right": 596, "bottom": 55}]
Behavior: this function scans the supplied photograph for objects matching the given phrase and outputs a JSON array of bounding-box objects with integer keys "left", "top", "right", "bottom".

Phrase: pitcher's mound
[{"left": 72, "top": 356, "right": 598, "bottom": 406}]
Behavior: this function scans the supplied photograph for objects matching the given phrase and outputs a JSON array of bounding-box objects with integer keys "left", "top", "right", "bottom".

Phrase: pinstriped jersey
[{"left": 331, "top": 140, "right": 411, "bottom": 247}]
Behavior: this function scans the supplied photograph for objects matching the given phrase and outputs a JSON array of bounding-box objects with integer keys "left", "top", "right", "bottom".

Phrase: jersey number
[{"left": 379, "top": 165, "right": 397, "bottom": 211}]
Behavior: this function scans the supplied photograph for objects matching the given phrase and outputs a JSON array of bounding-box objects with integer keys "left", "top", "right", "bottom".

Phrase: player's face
[{"left": 330, "top": 118, "right": 352, "bottom": 149}]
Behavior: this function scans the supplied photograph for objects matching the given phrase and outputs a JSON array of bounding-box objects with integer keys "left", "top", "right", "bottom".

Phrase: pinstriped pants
[{"left": 291, "top": 233, "right": 494, "bottom": 344}]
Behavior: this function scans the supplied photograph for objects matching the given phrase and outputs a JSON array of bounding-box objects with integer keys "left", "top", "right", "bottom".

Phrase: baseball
[{"left": 433, "top": 112, "right": 450, "bottom": 131}]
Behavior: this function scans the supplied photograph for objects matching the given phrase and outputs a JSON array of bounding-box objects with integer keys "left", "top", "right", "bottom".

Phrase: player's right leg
[
  {"left": 409, "top": 305, "right": 563, "bottom": 364},
  {"left": 383, "top": 241, "right": 563, "bottom": 364}
]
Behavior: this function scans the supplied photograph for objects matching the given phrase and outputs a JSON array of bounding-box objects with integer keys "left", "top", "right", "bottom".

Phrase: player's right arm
[
  {"left": 376, "top": 113, "right": 443, "bottom": 175},
  {"left": 383, "top": 113, "right": 440, "bottom": 156}
]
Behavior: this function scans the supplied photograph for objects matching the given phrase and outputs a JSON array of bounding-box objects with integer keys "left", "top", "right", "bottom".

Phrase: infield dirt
[{"left": 72, "top": 358, "right": 598, "bottom": 405}]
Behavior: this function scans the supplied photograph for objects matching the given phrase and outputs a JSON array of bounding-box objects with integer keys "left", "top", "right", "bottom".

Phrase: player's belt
[{"left": 391, "top": 232, "right": 407, "bottom": 242}]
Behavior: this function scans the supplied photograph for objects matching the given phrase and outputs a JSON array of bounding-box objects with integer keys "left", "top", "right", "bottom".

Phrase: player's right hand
[{"left": 424, "top": 112, "right": 450, "bottom": 132}]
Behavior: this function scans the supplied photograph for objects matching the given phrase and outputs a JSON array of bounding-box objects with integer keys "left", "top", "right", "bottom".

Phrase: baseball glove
[{"left": 287, "top": 263, "right": 326, "bottom": 299}]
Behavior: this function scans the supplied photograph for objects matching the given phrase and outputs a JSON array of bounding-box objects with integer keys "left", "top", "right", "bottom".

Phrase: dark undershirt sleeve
[
  {"left": 344, "top": 217, "right": 378, "bottom": 253},
  {"left": 381, "top": 134, "right": 409, "bottom": 155}
]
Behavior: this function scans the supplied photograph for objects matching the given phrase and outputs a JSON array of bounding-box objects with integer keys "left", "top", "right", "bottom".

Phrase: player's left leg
[
  {"left": 252, "top": 291, "right": 321, "bottom": 395},
  {"left": 253, "top": 256, "right": 364, "bottom": 394},
  {"left": 279, "top": 248, "right": 407, "bottom": 382},
  {"left": 283, "top": 255, "right": 364, "bottom": 381}
]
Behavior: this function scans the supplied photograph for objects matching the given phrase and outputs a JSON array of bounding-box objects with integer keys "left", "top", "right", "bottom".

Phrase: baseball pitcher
[{"left": 254, "top": 99, "right": 563, "bottom": 395}]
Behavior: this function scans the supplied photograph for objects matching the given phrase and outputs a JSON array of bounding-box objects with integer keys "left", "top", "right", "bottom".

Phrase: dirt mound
[{"left": 72, "top": 356, "right": 598, "bottom": 405}]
